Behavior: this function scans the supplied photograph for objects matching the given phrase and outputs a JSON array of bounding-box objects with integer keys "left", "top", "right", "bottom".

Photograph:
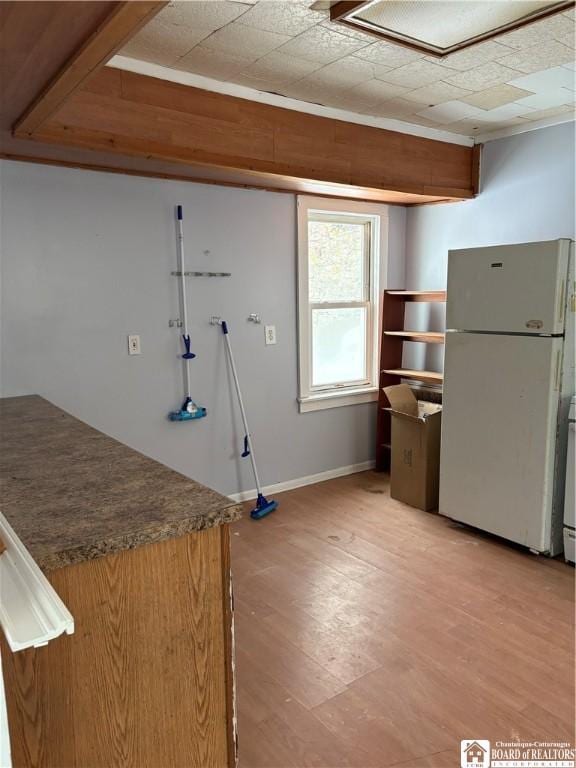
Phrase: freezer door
[
  {"left": 446, "top": 240, "right": 571, "bottom": 334},
  {"left": 440, "top": 332, "right": 564, "bottom": 553}
]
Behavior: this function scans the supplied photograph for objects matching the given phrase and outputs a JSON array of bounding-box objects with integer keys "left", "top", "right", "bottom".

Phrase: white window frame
[{"left": 297, "top": 196, "right": 388, "bottom": 413}]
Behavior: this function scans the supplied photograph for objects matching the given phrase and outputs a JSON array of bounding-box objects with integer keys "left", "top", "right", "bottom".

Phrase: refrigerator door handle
[
  {"left": 554, "top": 349, "right": 562, "bottom": 391},
  {"left": 557, "top": 278, "right": 566, "bottom": 326}
]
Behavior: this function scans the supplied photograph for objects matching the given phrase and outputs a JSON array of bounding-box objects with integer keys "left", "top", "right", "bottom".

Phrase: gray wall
[
  {"left": 0, "top": 160, "right": 405, "bottom": 496},
  {"left": 403, "top": 121, "right": 576, "bottom": 371}
]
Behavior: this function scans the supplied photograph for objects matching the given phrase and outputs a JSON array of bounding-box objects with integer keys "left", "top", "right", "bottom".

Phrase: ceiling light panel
[{"left": 334, "top": 0, "right": 574, "bottom": 56}]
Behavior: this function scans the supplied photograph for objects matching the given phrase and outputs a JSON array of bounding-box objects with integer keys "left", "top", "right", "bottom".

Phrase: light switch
[
  {"left": 128, "top": 335, "right": 141, "bottom": 355},
  {"left": 264, "top": 325, "right": 277, "bottom": 345}
]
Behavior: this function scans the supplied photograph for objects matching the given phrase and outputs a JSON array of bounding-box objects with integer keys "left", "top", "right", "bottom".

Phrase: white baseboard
[{"left": 228, "top": 460, "right": 376, "bottom": 503}]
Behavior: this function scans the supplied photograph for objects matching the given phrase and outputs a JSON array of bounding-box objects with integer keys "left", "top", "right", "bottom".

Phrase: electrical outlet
[
  {"left": 128, "top": 335, "right": 141, "bottom": 355},
  {"left": 264, "top": 325, "right": 277, "bottom": 345}
]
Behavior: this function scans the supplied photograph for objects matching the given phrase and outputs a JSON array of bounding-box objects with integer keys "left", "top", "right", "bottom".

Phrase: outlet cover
[
  {"left": 264, "top": 325, "right": 277, "bottom": 345},
  {"left": 128, "top": 335, "right": 141, "bottom": 355}
]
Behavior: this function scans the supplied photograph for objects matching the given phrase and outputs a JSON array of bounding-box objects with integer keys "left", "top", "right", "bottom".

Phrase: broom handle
[
  {"left": 222, "top": 323, "right": 262, "bottom": 494},
  {"left": 176, "top": 205, "right": 191, "bottom": 399}
]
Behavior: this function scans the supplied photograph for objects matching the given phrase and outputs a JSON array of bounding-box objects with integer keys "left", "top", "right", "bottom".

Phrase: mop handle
[
  {"left": 221, "top": 322, "right": 263, "bottom": 494},
  {"left": 176, "top": 205, "right": 191, "bottom": 397}
]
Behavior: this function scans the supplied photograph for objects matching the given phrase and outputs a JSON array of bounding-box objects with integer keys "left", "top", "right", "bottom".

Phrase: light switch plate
[
  {"left": 128, "top": 335, "right": 141, "bottom": 355},
  {"left": 264, "top": 325, "right": 277, "bottom": 345}
]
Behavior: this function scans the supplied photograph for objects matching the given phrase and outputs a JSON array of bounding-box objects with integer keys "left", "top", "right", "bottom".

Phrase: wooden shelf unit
[
  {"left": 376, "top": 289, "right": 446, "bottom": 471},
  {"left": 383, "top": 331, "right": 445, "bottom": 344},
  {"left": 382, "top": 368, "right": 444, "bottom": 384},
  {"left": 386, "top": 290, "right": 447, "bottom": 302}
]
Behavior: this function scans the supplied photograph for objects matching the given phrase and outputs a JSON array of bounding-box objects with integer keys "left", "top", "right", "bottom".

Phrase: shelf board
[
  {"left": 386, "top": 290, "right": 446, "bottom": 303},
  {"left": 382, "top": 368, "right": 443, "bottom": 385},
  {"left": 383, "top": 331, "right": 444, "bottom": 344}
]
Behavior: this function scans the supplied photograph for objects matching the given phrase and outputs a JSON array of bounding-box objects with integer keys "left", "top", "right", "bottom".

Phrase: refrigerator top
[{"left": 446, "top": 239, "right": 573, "bottom": 336}]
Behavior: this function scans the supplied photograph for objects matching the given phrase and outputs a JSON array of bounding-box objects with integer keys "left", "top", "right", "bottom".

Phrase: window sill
[{"left": 298, "top": 387, "right": 378, "bottom": 413}]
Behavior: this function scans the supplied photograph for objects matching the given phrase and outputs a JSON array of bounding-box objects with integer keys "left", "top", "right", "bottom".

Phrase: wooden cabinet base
[{"left": 1, "top": 526, "right": 236, "bottom": 768}]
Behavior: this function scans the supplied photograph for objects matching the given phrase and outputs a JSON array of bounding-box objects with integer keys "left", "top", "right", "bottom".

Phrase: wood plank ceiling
[{"left": 0, "top": 1, "right": 481, "bottom": 204}]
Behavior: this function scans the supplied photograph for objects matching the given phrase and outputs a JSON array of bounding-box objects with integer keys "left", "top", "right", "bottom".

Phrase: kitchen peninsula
[{"left": 0, "top": 395, "right": 242, "bottom": 768}]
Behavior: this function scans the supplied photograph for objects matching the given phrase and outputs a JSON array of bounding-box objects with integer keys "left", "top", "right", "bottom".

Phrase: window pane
[
  {"left": 308, "top": 219, "right": 366, "bottom": 303},
  {"left": 312, "top": 307, "right": 367, "bottom": 387}
]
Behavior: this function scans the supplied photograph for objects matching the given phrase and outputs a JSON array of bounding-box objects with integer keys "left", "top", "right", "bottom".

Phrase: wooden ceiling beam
[
  {"left": 1, "top": 2, "right": 480, "bottom": 204},
  {"left": 13, "top": 1, "right": 167, "bottom": 138},
  {"left": 28, "top": 67, "right": 479, "bottom": 205}
]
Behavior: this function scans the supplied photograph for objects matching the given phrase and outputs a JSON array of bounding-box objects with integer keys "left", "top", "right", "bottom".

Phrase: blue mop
[
  {"left": 169, "top": 205, "right": 207, "bottom": 422},
  {"left": 215, "top": 319, "right": 277, "bottom": 520}
]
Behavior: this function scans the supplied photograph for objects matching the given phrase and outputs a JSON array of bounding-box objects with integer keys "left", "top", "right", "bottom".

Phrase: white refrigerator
[{"left": 440, "top": 239, "right": 575, "bottom": 555}]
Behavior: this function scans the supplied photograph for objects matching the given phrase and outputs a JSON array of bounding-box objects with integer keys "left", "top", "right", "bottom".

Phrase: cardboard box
[{"left": 384, "top": 384, "right": 442, "bottom": 512}]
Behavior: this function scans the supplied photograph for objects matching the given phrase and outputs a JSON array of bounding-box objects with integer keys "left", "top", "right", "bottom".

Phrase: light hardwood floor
[{"left": 231, "top": 471, "right": 575, "bottom": 768}]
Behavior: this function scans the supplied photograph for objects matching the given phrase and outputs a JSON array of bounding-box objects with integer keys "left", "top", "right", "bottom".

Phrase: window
[{"left": 297, "top": 197, "right": 387, "bottom": 413}]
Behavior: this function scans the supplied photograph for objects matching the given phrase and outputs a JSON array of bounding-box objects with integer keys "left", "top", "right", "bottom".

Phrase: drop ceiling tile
[
  {"left": 514, "top": 87, "right": 575, "bottom": 110},
  {"left": 435, "top": 120, "right": 480, "bottom": 136},
  {"left": 491, "top": 117, "right": 534, "bottom": 128},
  {"left": 383, "top": 59, "right": 457, "bottom": 88},
  {"left": 495, "top": 13, "right": 574, "bottom": 50},
  {"left": 444, "top": 116, "right": 529, "bottom": 136},
  {"left": 475, "top": 118, "right": 534, "bottom": 136},
  {"left": 300, "top": 57, "right": 392, "bottom": 89},
  {"left": 523, "top": 104, "right": 574, "bottom": 120},
  {"left": 233, "top": 74, "right": 278, "bottom": 91},
  {"left": 120, "top": 43, "right": 181, "bottom": 69},
  {"left": 445, "top": 61, "right": 522, "bottom": 91},
  {"left": 472, "top": 102, "right": 536, "bottom": 122},
  {"left": 509, "top": 65, "right": 576, "bottom": 93},
  {"left": 123, "top": 21, "right": 212, "bottom": 66},
  {"left": 370, "top": 97, "right": 428, "bottom": 118},
  {"left": 497, "top": 41, "right": 574, "bottom": 75},
  {"left": 314, "top": 92, "right": 354, "bottom": 111},
  {"left": 402, "top": 81, "right": 473, "bottom": 105},
  {"left": 320, "top": 19, "right": 375, "bottom": 43},
  {"left": 400, "top": 114, "right": 452, "bottom": 129},
  {"left": 342, "top": 78, "right": 410, "bottom": 107},
  {"left": 277, "top": 25, "right": 370, "bottom": 64},
  {"left": 238, "top": 1, "right": 324, "bottom": 36},
  {"left": 555, "top": 32, "right": 576, "bottom": 49},
  {"left": 279, "top": 79, "right": 350, "bottom": 107},
  {"left": 460, "top": 83, "right": 533, "bottom": 109},
  {"left": 175, "top": 46, "right": 255, "bottom": 80},
  {"left": 201, "top": 22, "right": 291, "bottom": 61},
  {"left": 353, "top": 41, "right": 424, "bottom": 68},
  {"left": 416, "top": 100, "right": 485, "bottom": 125},
  {"left": 240, "top": 51, "right": 322, "bottom": 84},
  {"left": 160, "top": 1, "right": 250, "bottom": 32},
  {"left": 429, "top": 41, "right": 514, "bottom": 72}
]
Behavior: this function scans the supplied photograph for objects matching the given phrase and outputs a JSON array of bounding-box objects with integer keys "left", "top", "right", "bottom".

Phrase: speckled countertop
[{"left": 0, "top": 396, "right": 242, "bottom": 571}]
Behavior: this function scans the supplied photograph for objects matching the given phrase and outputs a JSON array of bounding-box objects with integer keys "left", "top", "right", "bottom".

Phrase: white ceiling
[{"left": 119, "top": 0, "right": 576, "bottom": 140}]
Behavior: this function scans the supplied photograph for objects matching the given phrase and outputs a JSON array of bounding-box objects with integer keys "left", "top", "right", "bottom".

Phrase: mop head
[
  {"left": 250, "top": 493, "right": 278, "bottom": 520},
  {"left": 169, "top": 408, "right": 206, "bottom": 421},
  {"left": 169, "top": 397, "right": 207, "bottom": 421}
]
